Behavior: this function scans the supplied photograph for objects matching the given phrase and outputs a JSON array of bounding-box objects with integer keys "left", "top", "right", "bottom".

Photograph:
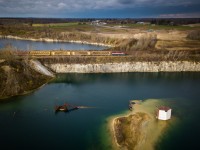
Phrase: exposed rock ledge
[
  {"left": 45, "top": 61, "right": 200, "bottom": 73},
  {"left": 29, "top": 60, "right": 54, "bottom": 77}
]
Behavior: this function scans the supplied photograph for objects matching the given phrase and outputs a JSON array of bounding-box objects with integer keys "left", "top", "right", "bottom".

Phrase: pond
[{"left": 0, "top": 38, "right": 108, "bottom": 50}]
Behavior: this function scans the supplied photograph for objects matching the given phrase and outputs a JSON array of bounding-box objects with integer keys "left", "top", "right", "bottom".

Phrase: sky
[{"left": 0, "top": 0, "right": 200, "bottom": 18}]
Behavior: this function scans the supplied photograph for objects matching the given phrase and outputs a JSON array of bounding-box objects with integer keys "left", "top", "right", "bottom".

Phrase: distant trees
[
  {"left": 150, "top": 18, "right": 200, "bottom": 25},
  {"left": 151, "top": 19, "right": 172, "bottom": 25}
]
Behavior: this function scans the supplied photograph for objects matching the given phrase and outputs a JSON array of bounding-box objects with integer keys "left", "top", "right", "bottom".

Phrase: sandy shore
[{"left": 108, "top": 99, "right": 173, "bottom": 150}]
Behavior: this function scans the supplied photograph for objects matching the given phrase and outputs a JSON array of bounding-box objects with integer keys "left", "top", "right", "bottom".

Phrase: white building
[
  {"left": 157, "top": 106, "right": 172, "bottom": 120},
  {"left": 91, "top": 20, "right": 107, "bottom": 25}
]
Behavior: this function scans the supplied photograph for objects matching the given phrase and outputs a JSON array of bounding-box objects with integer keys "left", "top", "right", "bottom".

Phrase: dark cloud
[
  {"left": 0, "top": 0, "right": 199, "bottom": 17},
  {"left": 117, "top": 0, "right": 134, "bottom": 5}
]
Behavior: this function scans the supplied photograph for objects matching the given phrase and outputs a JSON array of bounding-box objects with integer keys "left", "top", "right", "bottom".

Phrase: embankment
[
  {"left": 0, "top": 59, "right": 54, "bottom": 100},
  {"left": 44, "top": 61, "right": 200, "bottom": 73}
]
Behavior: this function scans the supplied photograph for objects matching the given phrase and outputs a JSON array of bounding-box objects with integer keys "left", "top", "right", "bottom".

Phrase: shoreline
[
  {"left": 0, "top": 59, "right": 55, "bottom": 100},
  {"left": 0, "top": 35, "right": 114, "bottom": 47},
  {"left": 0, "top": 77, "right": 54, "bottom": 101},
  {"left": 107, "top": 99, "right": 173, "bottom": 150}
]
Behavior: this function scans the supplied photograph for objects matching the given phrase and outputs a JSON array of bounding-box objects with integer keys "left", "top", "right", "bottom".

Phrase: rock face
[
  {"left": 45, "top": 61, "right": 200, "bottom": 73},
  {"left": 29, "top": 60, "right": 54, "bottom": 77}
]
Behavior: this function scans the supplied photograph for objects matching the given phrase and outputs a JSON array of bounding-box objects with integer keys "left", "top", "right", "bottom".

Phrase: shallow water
[
  {"left": 0, "top": 38, "right": 107, "bottom": 50},
  {"left": 0, "top": 73, "right": 199, "bottom": 149}
]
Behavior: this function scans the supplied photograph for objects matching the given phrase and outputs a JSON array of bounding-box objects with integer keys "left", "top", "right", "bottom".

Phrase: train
[{"left": 15, "top": 50, "right": 127, "bottom": 56}]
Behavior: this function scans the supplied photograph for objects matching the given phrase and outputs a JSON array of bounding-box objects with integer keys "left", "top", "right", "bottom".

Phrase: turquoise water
[
  {"left": 0, "top": 38, "right": 107, "bottom": 50},
  {"left": 0, "top": 73, "right": 200, "bottom": 150}
]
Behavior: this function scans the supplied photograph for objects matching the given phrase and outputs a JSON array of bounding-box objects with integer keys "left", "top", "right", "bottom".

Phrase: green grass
[
  {"left": 33, "top": 23, "right": 97, "bottom": 32},
  {"left": 25, "top": 22, "right": 200, "bottom": 33},
  {"left": 105, "top": 23, "right": 200, "bottom": 31},
  {"left": 33, "top": 22, "right": 79, "bottom": 27}
]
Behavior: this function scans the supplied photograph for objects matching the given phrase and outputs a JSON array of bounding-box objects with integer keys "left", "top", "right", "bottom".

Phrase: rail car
[
  {"left": 13, "top": 51, "right": 29, "bottom": 56},
  {"left": 29, "top": 50, "right": 51, "bottom": 56},
  {"left": 111, "top": 51, "right": 127, "bottom": 56},
  {"left": 28, "top": 50, "right": 113, "bottom": 56},
  {"left": 51, "top": 51, "right": 71, "bottom": 56}
]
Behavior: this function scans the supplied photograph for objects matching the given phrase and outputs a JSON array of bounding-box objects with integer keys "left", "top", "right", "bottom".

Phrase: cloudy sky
[{"left": 0, "top": 0, "right": 199, "bottom": 18}]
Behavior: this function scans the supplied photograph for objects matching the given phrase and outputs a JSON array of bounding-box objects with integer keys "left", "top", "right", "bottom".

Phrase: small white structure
[
  {"left": 91, "top": 20, "right": 107, "bottom": 25},
  {"left": 157, "top": 106, "right": 172, "bottom": 120}
]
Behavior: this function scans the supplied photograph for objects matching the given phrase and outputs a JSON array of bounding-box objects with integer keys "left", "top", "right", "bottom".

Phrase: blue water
[
  {"left": 0, "top": 38, "right": 107, "bottom": 50},
  {"left": 0, "top": 73, "right": 200, "bottom": 150}
]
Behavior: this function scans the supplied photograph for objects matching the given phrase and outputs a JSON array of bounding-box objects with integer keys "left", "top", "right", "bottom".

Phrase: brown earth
[
  {"left": 0, "top": 59, "right": 52, "bottom": 100},
  {"left": 114, "top": 112, "right": 151, "bottom": 150}
]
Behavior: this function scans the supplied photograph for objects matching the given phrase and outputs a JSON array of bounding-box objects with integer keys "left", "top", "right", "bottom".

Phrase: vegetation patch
[
  {"left": 110, "top": 33, "right": 157, "bottom": 52},
  {"left": 114, "top": 112, "right": 151, "bottom": 150},
  {"left": 0, "top": 50, "right": 52, "bottom": 100},
  {"left": 187, "top": 30, "right": 200, "bottom": 40}
]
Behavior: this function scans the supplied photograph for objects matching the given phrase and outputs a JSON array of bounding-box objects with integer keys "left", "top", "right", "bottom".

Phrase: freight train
[{"left": 15, "top": 50, "right": 127, "bottom": 56}]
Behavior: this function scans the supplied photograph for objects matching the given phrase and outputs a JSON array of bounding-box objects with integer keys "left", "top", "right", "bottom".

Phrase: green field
[
  {"left": 106, "top": 23, "right": 200, "bottom": 31},
  {"left": 30, "top": 22, "right": 200, "bottom": 33},
  {"left": 32, "top": 22, "right": 98, "bottom": 32},
  {"left": 33, "top": 22, "right": 79, "bottom": 27}
]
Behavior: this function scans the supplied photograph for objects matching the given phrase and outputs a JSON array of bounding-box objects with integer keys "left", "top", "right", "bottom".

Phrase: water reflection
[{"left": 52, "top": 72, "right": 200, "bottom": 84}]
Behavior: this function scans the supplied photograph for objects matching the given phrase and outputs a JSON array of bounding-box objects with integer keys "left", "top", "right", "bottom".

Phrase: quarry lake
[
  {"left": 0, "top": 73, "right": 200, "bottom": 150},
  {"left": 0, "top": 38, "right": 107, "bottom": 50}
]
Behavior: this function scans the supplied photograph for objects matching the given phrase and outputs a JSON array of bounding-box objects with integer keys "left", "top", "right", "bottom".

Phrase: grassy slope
[{"left": 0, "top": 59, "right": 52, "bottom": 100}]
